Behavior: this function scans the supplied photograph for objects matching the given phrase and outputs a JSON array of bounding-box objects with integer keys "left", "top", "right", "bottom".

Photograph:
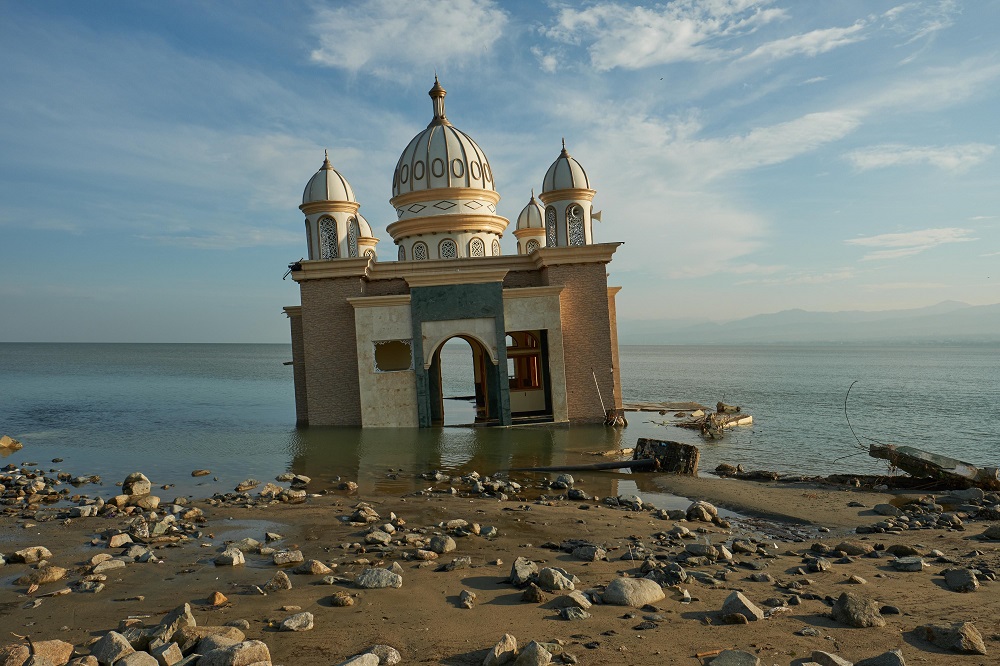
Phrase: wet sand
[{"left": 2, "top": 473, "right": 999, "bottom": 665}]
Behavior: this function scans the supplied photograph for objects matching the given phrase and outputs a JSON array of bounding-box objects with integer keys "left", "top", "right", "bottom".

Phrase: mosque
[{"left": 283, "top": 78, "right": 623, "bottom": 428}]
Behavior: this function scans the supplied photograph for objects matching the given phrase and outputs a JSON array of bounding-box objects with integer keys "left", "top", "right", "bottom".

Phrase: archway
[{"left": 429, "top": 336, "right": 493, "bottom": 426}]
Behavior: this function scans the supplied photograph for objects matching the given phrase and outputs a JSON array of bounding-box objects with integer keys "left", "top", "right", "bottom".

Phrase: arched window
[
  {"left": 412, "top": 242, "right": 428, "bottom": 261},
  {"left": 397, "top": 245, "right": 405, "bottom": 261},
  {"left": 347, "top": 217, "right": 360, "bottom": 257},
  {"left": 567, "top": 205, "right": 585, "bottom": 246},
  {"left": 492, "top": 239, "right": 501, "bottom": 256},
  {"left": 469, "top": 237, "right": 485, "bottom": 257},
  {"left": 545, "top": 207, "right": 558, "bottom": 247},
  {"left": 439, "top": 238, "right": 458, "bottom": 259},
  {"left": 525, "top": 239, "right": 540, "bottom": 254},
  {"left": 319, "top": 217, "right": 338, "bottom": 259}
]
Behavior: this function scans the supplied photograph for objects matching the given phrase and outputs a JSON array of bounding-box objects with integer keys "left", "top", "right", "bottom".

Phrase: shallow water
[{"left": 2, "top": 342, "right": 997, "bottom": 502}]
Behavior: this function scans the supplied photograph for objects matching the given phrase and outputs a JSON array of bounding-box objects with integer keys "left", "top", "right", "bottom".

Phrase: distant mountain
[{"left": 620, "top": 301, "right": 1000, "bottom": 344}]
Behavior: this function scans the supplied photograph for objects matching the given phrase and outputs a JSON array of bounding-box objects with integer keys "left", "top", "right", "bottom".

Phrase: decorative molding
[
  {"left": 607, "top": 286, "right": 622, "bottom": 297},
  {"left": 538, "top": 188, "right": 597, "bottom": 205},
  {"left": 386, "top": 213, "right": 509, "bottom": 240},
  {"left": 347, "top": 294, "right": 412, "bottom": 308},
  {"left": 290, "top": 256, "right": 372, "bottom": 281},
  {"left": 283, "top": 306, "right": 302, "bottom": 317},
  {"left": 403, "top": 266, "right": 511, "bottom": 288},
  {"left": 502, "top": 286, "right": 564, "bottom": 300},
  {"left": 530, "top": 242, "right": 622, "bottom": 267},
  {"left": 300, "top": 200, "right": 360, "bottom": 215},
  {"left": 513, "top": 227, "right": 546, "bottom": 240},
  {"left": 390, "top": 187, "right": 501, "bottom": 209}
]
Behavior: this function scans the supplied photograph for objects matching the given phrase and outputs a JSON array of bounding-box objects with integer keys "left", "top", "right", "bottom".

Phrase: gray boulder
[
  {"left": 856, "top": 649, "right": 907, "bottom": 666},
  {"left": 89, "top": 632, "right": 135, "bottom": 665},
  {"left": 512, "top": 641, "right": 552, "bottom": 666},
  {"left": 355, "top": 568, "right": 403, "bottom": 589},
  {"left": 944, "top": 568, "right": 979, "bottom": 592},
  {"left": 602, "top": 577, "right": 665, "bottom": 607},
  {"left": 198, "top": 640, "right": 271, "bottom": 666},
  {"left": 509, "top": 557, "right": 537, "bottom": 586},
  {"left": 483, "top": 634, "right": 517, "bottom": 666},
  {"left": 914, "top": 622, "right": 987, "bottom": 655},
  {"left": 831, "top": 592, "right": 885, "bottom": 628},
  {"left": 721, "top": 591, "right": 764, "bottom": 622},
  {"left": 709, "top": 650, "right": 761, "bottom": 666}
]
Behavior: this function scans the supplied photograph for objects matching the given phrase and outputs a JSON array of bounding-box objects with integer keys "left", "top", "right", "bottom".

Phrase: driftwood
[
  {"left": 869, "top": 443, "right": 1000, "bottom": 491},
  {"left": 510, "top": 439, "right": 699, "bottom": 475},
  {"left": 716, "top": 402, "right": 741, "bottom": 414}
]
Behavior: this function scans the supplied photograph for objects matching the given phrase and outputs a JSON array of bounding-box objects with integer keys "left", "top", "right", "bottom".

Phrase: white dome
[
  {"left": 303, "top": 152, "right": 356, "bottom": 205},
  {"left": 542, "top": 140, "right": 590, "bottom": 193},
  {"left": 392, "top": 77, "right": 496, "bottom": 197},
  {"left": 516, "top": 192, "right": 544, "bottom": 230},
  {"left": 356, "top": 212, "right": 374, "bottom": 238}
]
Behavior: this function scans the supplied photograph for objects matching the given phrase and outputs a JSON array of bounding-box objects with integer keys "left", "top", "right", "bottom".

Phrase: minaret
[
  {"left": 539, "top": 140, "right": 596, "bottom": 247},
  {"left": 300, "top": 151, "right": 377, "bottom": 261}
]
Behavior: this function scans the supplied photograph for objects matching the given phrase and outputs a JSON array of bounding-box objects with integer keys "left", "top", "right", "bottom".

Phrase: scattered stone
[
  {"left": 273, "top": 549, "right": 304, "bottom": 565},
  {"left": 810, "top": 651, "right": 853, "bottom": 666},
  {"left": 602, "top": 577, "right": 665, "bottom": 607},
  {"left": 874, "top": 503, "right": 902, "bottom": 517},
  {"left": 536, "top": 567, "right": 574, "bottom": 592},
  {"left": 721, "top": 591, "right": 764, "bottom": 622},
  {"left": 709, "top": 650, "right": 761, "bottom": 666},
  {"left": 295, "top": 559, "right": 333, "bottom": 575},
  {"left": 459, "top": 589, "right": 476, "bottom": 609},
  {"left": 11, "top": 546, "right": 53, "bottom": 564},
  {"left": 855, "top": 649, "right": 907, "bottom": 666},
  {"left": 429, "top": 535, "right": 457, "bottom": 554},
  {"left": 122, "top": 472, "right": 152, "bottom": 496},
  {"left": 17, "top": 565, "right": 67, "bottom": 586},
  {"left": 364, "top": 644, "right": 402, "bottom": 665},
  {"left": 914, "top": 622, "right": 987, "bottom": 655},
  {"left": 149, "top": 641, "right": 183, "bottom": 666},
  {"left": 510, "top": 557, "right": 538, "bottom": 586},
  {"left": 89, "top": 631, "right": 136, "bottom": 665},
  {"left": 484, "top": 634, "right": 518, "bottom": 666},
  {"left": 0, "top": 640, "right": 73, "bottom": 666},
  {"left": 892, "top": 556, "right": 925, "bottom": 572},
  {"left": 521, "top": 583, "right": 546, "bottom": 603},
  {"left": 191, "top": 469, "right": 211, "bottom": 477},
  {"left": 513, "top": 641, "right": 552, "bottom": 666},
  {"left": 686, "top": 500, "right": 717, "bottom": 522},
  {"left": 214, "top": 547, "right": 245, "bottom": 566},
  {"left": 329, "top": 591, "right": 355, "bottom": 607},
  {"left": 0, "top": 434, "right": 24, "bottom": 450},
  {"left": 116, "top": 652, "right": 158, "bottom": 666},
  {"left": 560, "top": 607, "right": 591, "bottom": 621},
  {"left": 197, "top": 640, "right": 270, "bottom": 666},
  {"left": 831, "top": 592, "right": 886, "bottom": 628},
  {"left": 280, "top": 611, "right": 314, "bottom": 632},
  {"left": 264, "top": 570, "right": 293, "bottom": 591},
  {"left": 208, "top": 591, "right": 228, "bottom": 606},
  {"left": 944, "top": 568, "right": 979, "bottom": 592},
  {"left": 571, "top": 545, "right": 606, "bottom": 562},
  {"left": 355, "top": 568, "right": 403, "bottom": 589}
]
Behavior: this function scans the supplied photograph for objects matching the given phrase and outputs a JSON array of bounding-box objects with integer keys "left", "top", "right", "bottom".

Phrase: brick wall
[
  {"left": 542, "top": 263, "right": 617, "bottom": 422},
  {"left": 287, "top": 312, "right": 309, "bottom": 424},
  {"left": 299, "top": 277, "right": 366, "bottom": 426},
  {"left": 503, "top": 269, "right": 542, "bottom": 289}
]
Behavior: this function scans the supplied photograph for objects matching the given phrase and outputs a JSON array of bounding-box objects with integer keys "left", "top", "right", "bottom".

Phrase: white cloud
[
  {"left": 844, "top": 143, "right": 995, "bottom": 172},
  {"left": 530, "top": 46, "right": 559, "bottom": 73},
  {"left": 846, "top": 227, "right": 975, "bottom": 260},
  {"left": 739, "top": 22, "right": 866, "bottom": 61},
  {"left": 310, "top": 0, "right": 508, "bottom": 79},
  {"left": 883, "top": 0, "right": 960, "bottom": 45},
  {"left": 546, "top": 0, "right": 787, "bottom": 71},
  {"left": 801, "top": 76, "right": 828, "bottom": 85}
]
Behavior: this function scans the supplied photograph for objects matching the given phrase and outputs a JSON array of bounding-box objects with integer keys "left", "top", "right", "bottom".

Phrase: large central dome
[
  {"left": 391, "top": 78, "right": 495, "bottom": 197},
  {"left": 387, "top": 78, "right": 509, "bottom": 261}
]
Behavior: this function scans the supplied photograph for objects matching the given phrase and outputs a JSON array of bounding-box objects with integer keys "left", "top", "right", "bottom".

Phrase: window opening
[
  {"left": 374, "top": 340, "right": 413, "bottom": 372},
  {"left": 319, "top": 217, "right": 338, "bottom": 259}
]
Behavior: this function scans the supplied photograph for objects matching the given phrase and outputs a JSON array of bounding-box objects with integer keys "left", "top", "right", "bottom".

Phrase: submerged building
[{"left": 284, "top": 78, "right": 623, "bottom": 427}]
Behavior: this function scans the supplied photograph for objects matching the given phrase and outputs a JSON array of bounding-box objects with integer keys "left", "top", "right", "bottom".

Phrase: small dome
[
  {"left": 516, "top": 191, "right": 544, "bottom": 230},
  {"left": 392, "top": 77, "right": 496, "bottom": 197},
  {"left": 303, "top": 151, "right": 356, "bottom": 205},
  {"left": 356, "top": 212, "right": 374, "bottom": 238},
  {"left": 542, "top": 140, "right": 590, "bottom": 193}
]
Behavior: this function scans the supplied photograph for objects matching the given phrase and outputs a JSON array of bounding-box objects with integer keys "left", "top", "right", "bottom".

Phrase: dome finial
[
  {"left": 428, "top": 76, "right": 450, "bottom": 127},
  {"left": 322, "top": 149, "right": 333, "bottom": 170},
  {"left": 560, "top": 138, "right": 569, "bottom": 156}
]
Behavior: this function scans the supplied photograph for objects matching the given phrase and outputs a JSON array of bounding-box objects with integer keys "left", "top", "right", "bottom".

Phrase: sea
[{"left": 1, "top": 342, "right": 998, "bottom": 505}]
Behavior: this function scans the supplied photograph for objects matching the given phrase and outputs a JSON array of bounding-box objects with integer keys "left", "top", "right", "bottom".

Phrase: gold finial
[
  {"left": 428, "top": 76, "right": 450, "bottom": 126},
  {"left": 322, "top": 149, "right": 332, "bottom": 169}
]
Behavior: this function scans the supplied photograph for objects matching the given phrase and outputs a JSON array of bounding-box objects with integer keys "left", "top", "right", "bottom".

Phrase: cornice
[
  {"left": 299, "top": 201, "right": 361, "bottom": 215},
  {"left": 538, "top": 188, "right": 597, "bottom": 205},
  {"left": 386, "top": 214, "right": 510, "bottom": 240},
  {"left": 502, "top": 285, "right": 564, "bottom": 300},
  {"left": 513, "top": 227, "right": 545, "bottom": 239},
  {"left": 390, "top": 187, "right": 501, "bottom": 208},
  {"left": 403, "top": 266, "right": 511, "bottom": 288},
  {"left": 290, "top": 256, "right": 372, "bottom": 281},
  {"left": 530, "top": 242, "right": 622, "bottom": 267},
  {"left": 347, "top": 294, "right": 412, "bottom": 308},
  {"left": 283, "top": 306, "right": 302, "bottom": 316}
]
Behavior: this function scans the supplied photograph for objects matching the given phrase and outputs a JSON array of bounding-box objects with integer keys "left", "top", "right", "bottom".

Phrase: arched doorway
[{"left": 428, "top": 335, "right": 493, "bottom": 426}]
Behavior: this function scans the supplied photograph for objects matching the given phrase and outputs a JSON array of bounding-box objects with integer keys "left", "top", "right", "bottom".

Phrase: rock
[
  {"left": 709, "top": 650, "right": 761, "bottom": 666},
  {"left": 272, "top": 549, "right": 303, "bottom": 565},
  {"left": 355, "top": 568, "right": 403, "bottom": 589},
  {"left": 980, "top": 524, "right": 1000, "bottom": 539},
  {"left": 685, "top": 543, "right": 718, "bottom": 559},
  {"left": 10, "top": 546, "right": 52, "bottom": 564},
  {"left": 116, "top": 653, "right": 158, "bottom": 666},
  {"left": 108, "top": 533, "right": 133, "bottom": 548},
  {"left": 602, "top": 577, "right": 665, "bottom": 607},
  {"left": 191, "top": 469, "right": 211, "bottom": 477},
  {"left": 484, "top": 634, "right": 518, "bottom": 666},
  {"left": 280, "top": 611, "right": 314, "bottom": 632},
  {"left": 810, "top": 651, "right": 853, "bottom": 666},
  {"left": 0, "top": 640, "right": 74, "bottom": 666},
  {"left": 0, "top": 435, "right": 24, "bottom": 450},
  {"left": 571, "top": 545, "right": 606, "bottom": 562},
  {"left": 831, "top": 592, "right": 886, "bottom": 628},
  {"left": 90, "top": 631, "right": 135, "bottom": 665},
  {"left": 336, "top": 656, "right": 379, "bottom": 666},
  {"left": 914, "top": 622, "right": 987, "bottom": 655},
  {"left": 835, "top": 540, "right": 874, "bottom": 556},
  {"left": 885, "top": 544, "right": 920, "bottom": 557},
  {"left": 721, "top": 591, "right": 764, "bottom": 622},
  {"left": 149, "top": 641, "right": 183, "bottom": 666},
  {"left": 208, "top": 591, "right": 228, "bottom": 606},
  {"left": 122, "top": 473, "right": 151, "bottom": 496},
  {"left": 855, "top": 649, "right": 906, "bottom": 666},
  {"left": 68, "top": 659, "right": 99, "bottom": 666},
  {"left": 512, "top": 641, "right": 551, "bottom": 666},
  {"left": 17, "top": 565, "right": 67, "bottom": 586},
  {"left": 520, "top": 583, "right": 546, "bottom": 603},
  {"left": 509, "top": 557, "right": 538, "bottom": 586},
  {"left": 686, "top": 500, "right": 717, "bottom": 522},
  {"left": 93, "top": 559, "right": 125, "bottom": 574},
  {"left": 234, "top": 479, "right": 259, "bottom": 492},
  {"left": 214, "top": 547, "right": 245, "bottom": 566},
  {"left": 459, "top": 589, "right": 476, "bottom": 609},
  {"left": 197, "top": 640, "right": 271, "bottom": 666},
  {"left": 364, "top": 644, "right": 401, "bottom": 665},
  {"left": 549, "top": 590, "right": 592, "bottom": 610},
  {"left": 873, "top": 503, "right": 902, "bottom": 517},
  {"left": 429, "top": 535, "right": 456, "bottom": 554},
  {"left": 329, "top": 591, "right": 355, "bottom": 606},
  {"left": 892, "top": 556, "right": 925, "bottom": 572},
  {"left": 264, "top": 570, "right": 292, "bottom": 591},
  {"left": 943, "top": 567, "right": 979, "bottom": 592},
  {"left": 536, "top": 567, "right": 574, "bottom": 592},
  {"left": 295, "top": 559, "right": 332, "bottom": 575},
  {"left": 559, "top": 607, "right": 591, "bottom": 621},
  {"left": 146, "top": 604, "right": 196, "bottom": 645}
]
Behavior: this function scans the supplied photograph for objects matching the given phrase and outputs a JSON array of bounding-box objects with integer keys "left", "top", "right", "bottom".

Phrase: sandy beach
[{"left": 2, "top": 459, "right": 999, "bottom": 666}]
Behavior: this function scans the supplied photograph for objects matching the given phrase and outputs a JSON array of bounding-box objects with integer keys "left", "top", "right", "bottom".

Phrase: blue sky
[{"left": 1, "top": 0, "right": 998, "bottom": 342}]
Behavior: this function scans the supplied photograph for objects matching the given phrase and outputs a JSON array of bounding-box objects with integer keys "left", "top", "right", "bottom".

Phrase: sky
[{"left": 1, "top": 0, "right": 998, "bottom": 343}]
